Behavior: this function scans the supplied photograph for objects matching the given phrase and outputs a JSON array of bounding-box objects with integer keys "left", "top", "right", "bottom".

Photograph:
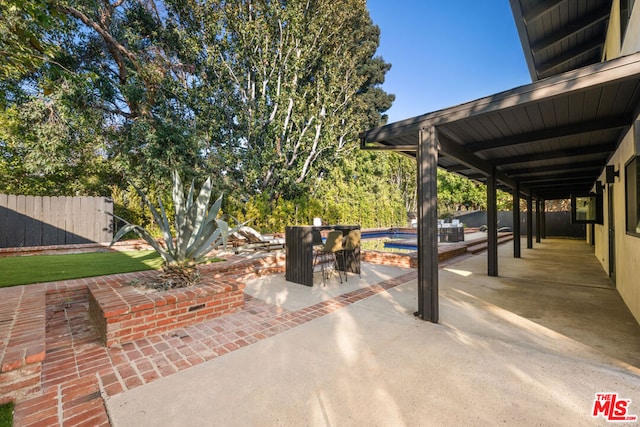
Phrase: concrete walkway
[{"left": 106, "top": 239, "right": 640, "bottom": 426}]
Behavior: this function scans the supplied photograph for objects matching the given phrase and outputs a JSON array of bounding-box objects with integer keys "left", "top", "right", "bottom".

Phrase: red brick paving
[{"left": 6, "top": 266, "right": 417, "bottom": 427}]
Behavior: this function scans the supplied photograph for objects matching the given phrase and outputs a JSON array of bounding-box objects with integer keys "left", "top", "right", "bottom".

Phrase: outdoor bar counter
[{"left": 285, "top": 225, "right": 360, "bottom": 286}]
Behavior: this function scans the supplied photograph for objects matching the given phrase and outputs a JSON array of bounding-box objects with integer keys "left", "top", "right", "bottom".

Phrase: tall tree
[
  {"left": 388, "top": 154, "right": 417, "bottom": 214},
  {"left": 191, "top": 0, "right": 393, "bottom": 198}
]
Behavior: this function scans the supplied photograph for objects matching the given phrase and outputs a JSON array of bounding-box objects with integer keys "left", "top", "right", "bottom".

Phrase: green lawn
[
  {"left": 0, "top": 250, "right": 164, "bottom": 287},
  {"left": 0, "top": 402, "right": 13, "bottom": 427}
]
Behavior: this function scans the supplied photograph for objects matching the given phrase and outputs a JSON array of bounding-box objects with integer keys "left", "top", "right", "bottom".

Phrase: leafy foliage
[
  {"left": 0, "top": 86, "right": 112, "bottom": 195},
  {"left": 437, "top": 168, "right": 485, "bottom": 214},
  {"left": 313, "top": 151, "right": 406, "bottom": 228},
  {"left": 231, "top": 151, "right": 407, "bottom": 231},
  {"left": 0, "top": 0, "right": 63, "bottom": 80},
  {"left": 437, "top": 168, "right": 513, "bottom": 218},
  {"left": 110, "top": 170, "right": 240, "bottom": 268}
]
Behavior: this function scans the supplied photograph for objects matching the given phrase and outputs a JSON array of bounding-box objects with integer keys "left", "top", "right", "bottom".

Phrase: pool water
[{"left": 360, "top": 234, "right": 417, "bottom": 253}]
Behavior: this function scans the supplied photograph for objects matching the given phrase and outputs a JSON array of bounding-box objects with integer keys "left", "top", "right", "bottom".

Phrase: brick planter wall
[
  {"left": 361, "top": 244, "right": 468, "bottom": 269},
  {"left": 89, "top": 275, "right": 245, "bottom": 347},
  {"left": 362, "top": 250, "right": 417, "bottom": 268}
]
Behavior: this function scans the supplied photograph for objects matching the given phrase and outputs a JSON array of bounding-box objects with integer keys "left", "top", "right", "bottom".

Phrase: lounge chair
[
  {"left": 225, "top": 232, "right": 249, "bottom": 251},
  {"left": 236, "top": 226, "right": 285, "bottom": 252}
]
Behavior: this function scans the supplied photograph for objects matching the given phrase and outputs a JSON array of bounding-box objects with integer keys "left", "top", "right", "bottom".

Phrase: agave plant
[{"left": 110, "top": 170, "right": 240, "bottom": 270}]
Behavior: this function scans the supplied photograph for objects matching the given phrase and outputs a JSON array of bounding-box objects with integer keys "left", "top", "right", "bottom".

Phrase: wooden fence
[{"left": 0, "top": 194, "right": 113, "bottom": 248}]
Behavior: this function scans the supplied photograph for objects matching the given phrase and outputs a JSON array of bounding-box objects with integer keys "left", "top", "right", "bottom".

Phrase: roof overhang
[
  {"left": 510, "top": 0, "right": 613, "bottom": 81},
  {"left": 361, "top": 51, "right": 640, "bottom": 199}
]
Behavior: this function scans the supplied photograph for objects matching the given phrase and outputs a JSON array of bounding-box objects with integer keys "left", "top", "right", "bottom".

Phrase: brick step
[{"left": 0, "top": 285, "right": 46, "bottom": 404}]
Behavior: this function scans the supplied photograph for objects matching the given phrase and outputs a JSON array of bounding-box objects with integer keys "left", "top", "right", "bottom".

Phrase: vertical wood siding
[{"left": 0, "top": 194, "right": 113, "bottom": 248}]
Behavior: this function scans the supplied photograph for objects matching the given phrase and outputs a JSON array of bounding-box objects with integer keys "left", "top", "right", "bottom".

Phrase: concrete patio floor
[{"left": 107, "top": 238, "right": 640, "bottom": 426}]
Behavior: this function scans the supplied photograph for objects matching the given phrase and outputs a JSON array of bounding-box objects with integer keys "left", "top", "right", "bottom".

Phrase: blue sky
[{"left": 366, "top": 1, "right": 532, "bottom": 123}]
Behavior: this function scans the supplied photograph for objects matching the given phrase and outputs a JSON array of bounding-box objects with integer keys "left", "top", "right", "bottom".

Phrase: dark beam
[
  {"left": 531, "top": 181, "right": 596, "bottom": 189},
  {"left": 466, "top": 116, "right": 629, "bottom": 152},
  {"left": 521, "top": 173, "right": 598, "bottom": 185},
  {"left": 362, "top": 144, "right": 417, "bottom": 152},
  {"left": 487, "top": 169, "right": 498, "bottom": 277},
  {"left": 528, "top": 178, "right": 596, "bottom": 187},
  {"left": 491, "top": 143, "right": 616, "bottom": 166},
  {"left": 536, "top": 193, "right": 589, "bottom": 201},
  {"left": 507, "top": 160, "right": 605, "bottom": 177},
  {"left": 531, "top": 6, "right": 609, "bottom": 55},
  {"left": 528, "top": 186, "right": 594, "bottom": 195},
  {"left": 528, "top": 179, "right": 595, "bottom": 189},
  {"left": 523, "top": 0, "right": 565, "bottom": 23},
  {"left": 438, "top": 135, "right": 518, "bottom": 188},
  {"left": 516, "top": 171, "right": 600, "bottom": 182},
  {"left": 465, "top": 173, "right": 487, "bottom": 180},
  {"left": 444, "top": 164, "right": 471, "bottom": 172},
  {"left": 416, "top": 127, "right": 439, "bottom": 323},
  {"left": 530, "top": 189, "right": 592, "bottom": 198},
  {"left": 438, "top": 135, "right": 491, "bottom": 176},
  {"left": 538, "top": 37, "right": 603, "bottom": 78},
  {"left": 538, "top": 192, "right": 577, "bottom": 199}
]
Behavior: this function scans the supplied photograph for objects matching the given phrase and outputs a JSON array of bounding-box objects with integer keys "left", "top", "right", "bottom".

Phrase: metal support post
[
  {"left": 487, "top": 169, "right": 498, "bottom": 276},
  {"left": 513, "top": 183, "right": 521, "bottom": 258},
  {"left": 416, "top": 126, "right": 439, "bottom": 323}
]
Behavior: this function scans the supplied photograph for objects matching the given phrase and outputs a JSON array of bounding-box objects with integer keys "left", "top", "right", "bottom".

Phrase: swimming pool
[
  {"left": 361, "top": 230, "right": 416, "bottom": 239},
  {"left": 361, "top": 229, "right": 418, "bottom": 253}
]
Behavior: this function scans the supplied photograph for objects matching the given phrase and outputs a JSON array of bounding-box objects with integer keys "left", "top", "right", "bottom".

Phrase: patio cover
[
  {"left": 360, "top": 51, "right": 640, "bottom": 322},
  {"left": 361, "top": 51, "right": 640, "bottom": 199}
]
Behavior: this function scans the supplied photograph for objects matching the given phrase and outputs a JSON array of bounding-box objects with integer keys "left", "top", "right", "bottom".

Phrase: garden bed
[{"left": 89, "top": 274, "right": 245, "bottom": 348}]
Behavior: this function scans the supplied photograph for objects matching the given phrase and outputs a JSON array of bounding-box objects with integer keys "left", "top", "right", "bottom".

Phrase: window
[
  {"left": 621, "top": 0, "right": 636, "bottom": 46},
  {"left": 571, "top": 194, "right": 603, "bottom": 224},
  {"left": 625, "top": 155, "right": 640, "bottom": 236}
]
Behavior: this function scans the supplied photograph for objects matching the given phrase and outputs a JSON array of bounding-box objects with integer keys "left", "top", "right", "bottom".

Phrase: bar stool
[
  {"left": 313, "top": 230, "right": 344, "bottom": 285},
  {"left": 341, "top": 229, "right": 361, "bottom": 280}
]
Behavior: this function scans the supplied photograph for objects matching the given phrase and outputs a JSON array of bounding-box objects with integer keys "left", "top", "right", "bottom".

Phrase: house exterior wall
[
  {"left": 595, "top": 124, "right": 640, "bottom": 324},
  {"left": 604, "top": 0, "right": 640, "bottom": 59},
  {"left": 622, "top": 1, "right": 640, "bottom": 55},
  {"left": 604, "top": 0, "right": 622, "bottom": 59},
  {"left": 594, "top": 217, "right": 608, "bottom": 272},
  {"left": 595, "top": 0, "right": 640, "bottom": 323}
]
